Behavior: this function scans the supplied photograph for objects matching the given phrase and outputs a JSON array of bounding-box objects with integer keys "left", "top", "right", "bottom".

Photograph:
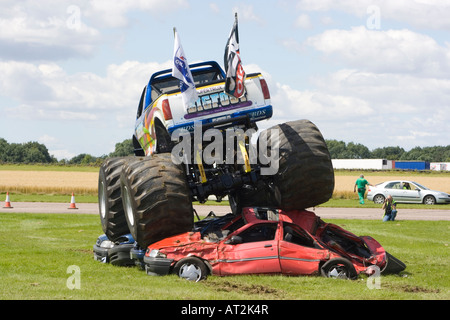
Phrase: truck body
[{"left": 133, "top": 61, "right": 272, "bottom": 157}]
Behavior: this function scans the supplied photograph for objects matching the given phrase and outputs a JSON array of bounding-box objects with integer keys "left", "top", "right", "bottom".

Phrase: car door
[
  {"left": 401, "top": 181, "right": 422, "bottom": 203},
  {"left": 217, "top": 222, "right": 281, "bottom": 276},
  {"left": 279, "top": 223, "right": 328, "bottom": 275},
  {"left": 383, "top": 181, "right": 404, "bottom": 202}
]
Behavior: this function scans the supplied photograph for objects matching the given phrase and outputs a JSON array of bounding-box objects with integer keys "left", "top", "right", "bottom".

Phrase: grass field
[{"left": 0, "top": 212, "right": 448, "bottom": 300}]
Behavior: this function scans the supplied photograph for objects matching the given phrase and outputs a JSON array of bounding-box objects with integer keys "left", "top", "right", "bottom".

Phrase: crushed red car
[{"left": 143, "top": 207, "right": 406, "bottom": 281}]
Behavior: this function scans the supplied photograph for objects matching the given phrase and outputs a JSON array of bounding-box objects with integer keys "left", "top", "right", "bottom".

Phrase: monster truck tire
[
  {"left": 247, "top": 119, "right": 334, "bottom": 210},
  {"left": 98, "top": 157, "right": 133, "bottom": 241},
  {"left": 120, "top": 153, "right": 194, "bottom": 248}
]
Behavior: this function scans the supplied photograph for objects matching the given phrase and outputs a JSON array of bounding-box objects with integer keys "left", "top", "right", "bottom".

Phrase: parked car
[
  {"left": 143, "top": 207, "right": 405, "bottom": 281},
  {"left": 93, "top": 233, "right": 143, "bottom": 267},
  {"left": 367, "top": 180, "right": 450, "bottom": 205}
]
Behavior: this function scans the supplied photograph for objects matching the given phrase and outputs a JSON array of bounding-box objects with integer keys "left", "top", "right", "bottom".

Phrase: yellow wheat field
[
  {"left": 1, "top": 169, "right": 449, "bottom": 196},
  {"left": 0, "top": 170, "right": 98, "bottom": 195}
]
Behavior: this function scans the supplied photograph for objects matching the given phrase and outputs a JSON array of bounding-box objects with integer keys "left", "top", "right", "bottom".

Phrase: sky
[{"left": 0, "top": 0, "right": 449, "bottom": 160}]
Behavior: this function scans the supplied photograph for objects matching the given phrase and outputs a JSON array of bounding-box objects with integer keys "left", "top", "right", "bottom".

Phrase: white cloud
[
  {"left": 0, "top": 60, "right": 172, "bottom": 122},
  {"left": 232, "top": 4, "right": 265, "bottom": 25},
  {"left": 295, "top": 0, "right": 450, "bottom": 30},
  {"left": 85, "top": 0, "right": 189, "bottom": 28},
  {"left": 306, "top": 26, "right": 450, "bottom": 77},
  {"left": 0, "top": 2, "right": 100, "bottom": 60},
  {"left": 294, "top": 14, "right": 313, "bottom": 29},
  {"left": 0, "top": 0, "right": 190, "bottom": 61}
]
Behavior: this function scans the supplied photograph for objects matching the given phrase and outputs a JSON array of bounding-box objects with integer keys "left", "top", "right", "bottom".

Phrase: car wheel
[
  {"left": 320, "top": 258, "right": 357, "bottom": 280},
  {"left": 173, "top": 257, "right": 208, "bottom": 282},
  {"left": 423, "top": 195, "right": 436, "bottom": 205},
  {"left": 373, "top": 194, "right": 385, "bottom": 204}
]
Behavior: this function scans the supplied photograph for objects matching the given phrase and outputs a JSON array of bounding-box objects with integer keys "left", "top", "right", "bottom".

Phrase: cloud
[
  {"left": 0, "top": 0, "right": 190, "bottom": 61},
  {"left": 0, "top": 2, "right": 100, "bottom": 61},
  {"left": 85, "top": 0, "right": 190, "bottom": 28},
  {"left": 294, "top": 14, "right": 313, "bottom": 29},
  {"left": 295, "top": 0, "right": 450, "bottom": 30},
  {"left": 0, "top": 60, "right": 172, "bottom": 123},
  {"left": 306, "top": 26, "right": 450, "bottom": 77},
  {"left": 232, "top": 4, "right": 265, "bottom": 25}
]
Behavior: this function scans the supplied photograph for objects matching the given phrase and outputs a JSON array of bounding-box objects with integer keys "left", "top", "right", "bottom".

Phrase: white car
[{"left": 367, "top": 180, "right": 450, "bottom": 205}]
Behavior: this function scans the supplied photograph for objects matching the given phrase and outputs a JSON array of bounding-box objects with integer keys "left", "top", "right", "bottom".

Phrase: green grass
[{"left": 0, "top": 212, "right": 448, "bottom": 300}]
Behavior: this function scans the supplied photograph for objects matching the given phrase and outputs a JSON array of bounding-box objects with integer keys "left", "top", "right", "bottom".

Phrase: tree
[
  {"left": 371, "top": 146, "right": 405, "bottom": 160},
  {"left": 109, "top": 139, "right": 134, "bottom": 157}
]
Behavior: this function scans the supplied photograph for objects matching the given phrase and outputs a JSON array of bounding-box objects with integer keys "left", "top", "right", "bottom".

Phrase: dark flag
[{"left": 224, "top": 13, "right": 246, "bottom": 98}]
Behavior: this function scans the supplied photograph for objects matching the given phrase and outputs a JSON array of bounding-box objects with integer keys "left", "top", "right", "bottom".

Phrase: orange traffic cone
[
  {"left": 68, "top": 192, "right": 78, "bottom": 209},
  {"left": 3, "top": 192, "right": 13, "bottom": 208}
]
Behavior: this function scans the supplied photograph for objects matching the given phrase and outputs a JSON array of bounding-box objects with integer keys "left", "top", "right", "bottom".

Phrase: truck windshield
[{"left": 151, "top": 69, "right": 224, "bottom": 96}]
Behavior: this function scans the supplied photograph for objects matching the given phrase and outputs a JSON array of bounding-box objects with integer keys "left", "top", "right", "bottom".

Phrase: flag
[
  {"left": 172, "top": 28, "right": 198, "bottom": 109},
  {"left": 224, "top": 13, "right": 246, "bottom": 98}
]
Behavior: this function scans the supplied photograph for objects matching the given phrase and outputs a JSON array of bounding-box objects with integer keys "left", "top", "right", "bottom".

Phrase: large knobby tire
[
  {"left": 98, "top": 157, "right": 131, "bottom": 241},
  {"left": 257, "top": 119, "right": 334, "bottom": 210},
  {"left": 120, "top": 153, "right": 194, "bottom": 248}
]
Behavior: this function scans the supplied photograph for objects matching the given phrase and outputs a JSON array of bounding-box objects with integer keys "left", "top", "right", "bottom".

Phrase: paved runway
[{"left": 1, "top": 202, "right": 449, "bottom": 220}]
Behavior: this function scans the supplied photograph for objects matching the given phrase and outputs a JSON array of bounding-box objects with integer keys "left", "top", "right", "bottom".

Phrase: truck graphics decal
[{"left": 184, "top": 91, "right": 251, "bottom": 119}]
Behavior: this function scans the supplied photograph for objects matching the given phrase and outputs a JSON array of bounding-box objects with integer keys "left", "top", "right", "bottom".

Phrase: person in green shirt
[{"left": 353, "top": 174, "right": 371, "bottom": 204}]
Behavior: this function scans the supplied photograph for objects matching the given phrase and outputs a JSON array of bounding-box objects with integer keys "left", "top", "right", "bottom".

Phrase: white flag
[{"left": 172, "top": 28, "right": 198, "bottom": 109}]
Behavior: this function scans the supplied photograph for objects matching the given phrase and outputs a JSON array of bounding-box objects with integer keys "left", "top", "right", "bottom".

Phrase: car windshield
[{"left": 411, "top": 181, "right": 429, "bottom": 190}]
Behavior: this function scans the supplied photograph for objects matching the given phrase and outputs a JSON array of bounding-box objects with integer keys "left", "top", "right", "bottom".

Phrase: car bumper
[
  {"left": 143, "top": 256, "right": 174, "bottom": 276},
  {"left": 437, "top": 197, "right": 450, "bottom": 204},
  {"left": 93, "top": 244, "right": 109, "bottom": 263}
]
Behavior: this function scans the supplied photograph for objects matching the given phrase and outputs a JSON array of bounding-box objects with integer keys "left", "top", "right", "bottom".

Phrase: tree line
[
  {"left": 326, "top": 140, "right": 450, "bottom": 162},
  {"left": 0, "top": 138, "right": 134, "bottom": 165},
  {"left": 0, "top": 137, "right": 449, "bottom": 165}
]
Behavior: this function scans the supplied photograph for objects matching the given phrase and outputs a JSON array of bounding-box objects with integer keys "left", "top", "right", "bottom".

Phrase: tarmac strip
[{"left": 1, "top": 202, "right": 449, "bottom": 221}]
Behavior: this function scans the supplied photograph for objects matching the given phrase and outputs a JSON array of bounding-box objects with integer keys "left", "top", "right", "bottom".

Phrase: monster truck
[{"left": 98, "top": 61, "right": 334, "bottom": 248}]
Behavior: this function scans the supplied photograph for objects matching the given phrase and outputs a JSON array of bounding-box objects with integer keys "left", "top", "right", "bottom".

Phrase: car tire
[
  {"left": 423, "top": 195, "right": 436, "bottom": 205},
  {"left": 173, "top": 257, "right": 209, "bottom": 281},
  {"left": 120, "top": 153, "right": 194, "bottom": 248},
  {"left": 373, "top": 194, "right": 385, "bottom": 204},
  {"left": 244, "top": 119, "right": 334, "bottom": 210},
  {"left": 320, "top": 258, "right": 358, "bottom": 280},
  {"left": 98, "top": 157, "right": 132, "bottom": 241}
]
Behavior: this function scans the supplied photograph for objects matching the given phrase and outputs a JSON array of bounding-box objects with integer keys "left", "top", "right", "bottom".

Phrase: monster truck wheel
[
  {"left": 98, "top": 157, "right": 133, "bottom": 241},
  {"left": 120, "top": 153, "right": 194, "bottom": 248},
  {"left": 254, "top": 119, "right": 334, "bottom": 210}
]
